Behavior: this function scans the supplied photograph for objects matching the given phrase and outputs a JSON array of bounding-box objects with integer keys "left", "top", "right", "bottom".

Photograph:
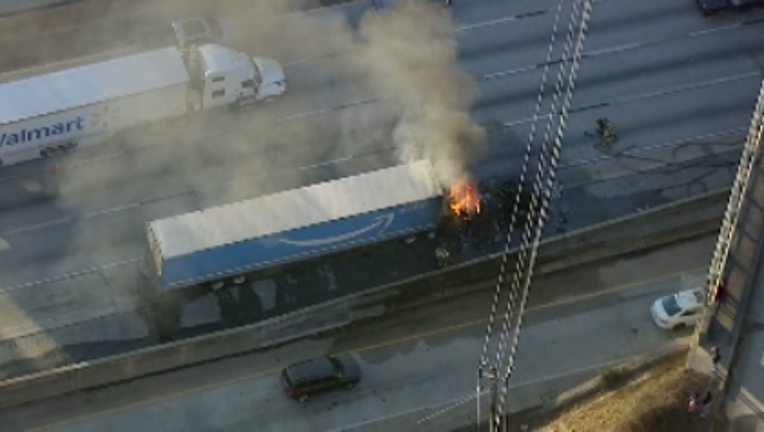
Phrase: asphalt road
[
  {"left": 0, "top": 235, "right": 714, "bottom": 432},
  {"left": 0, "top": 0, "right": 760, "bottom": 370}
]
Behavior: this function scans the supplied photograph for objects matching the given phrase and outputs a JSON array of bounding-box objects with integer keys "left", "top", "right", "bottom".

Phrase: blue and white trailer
[
  {"left": 0, "top": 44, "right": 286, "bottom": 168},
  {"left": 146, "top": 160, "right": 444, "bottom": 292}
]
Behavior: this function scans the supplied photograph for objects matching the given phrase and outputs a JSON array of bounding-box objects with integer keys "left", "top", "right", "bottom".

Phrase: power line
[
  {"left": 477, "top": 0, "right": 588, "bottom": 424},
  {"left": 476, "top": 0, "right": 571, "bottom": 395},
  {"left": 490, "top": 0, "right": 587, "bottom": 379},
  {"left": 478, "top": 0, "right": 596, "bottom": 430}
]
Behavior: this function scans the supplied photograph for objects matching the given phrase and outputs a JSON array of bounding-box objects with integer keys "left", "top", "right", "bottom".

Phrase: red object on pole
[{"left": 713, "top": 283, "right": 728, "bottom": 304}]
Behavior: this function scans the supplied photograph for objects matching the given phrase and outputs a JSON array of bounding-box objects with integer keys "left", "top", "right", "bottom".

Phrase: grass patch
[
  {"left": 499, "top": 352, "right": 726, "bottom": 432},
  {"left": 544, "top": 355, "right": 724, "bottom": 431},
  {"left": 600, "top": 366, "right": 628, "bottom": 388}
]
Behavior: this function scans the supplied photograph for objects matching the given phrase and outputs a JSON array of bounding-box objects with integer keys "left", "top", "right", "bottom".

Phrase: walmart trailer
[
  {"left": 0, "top": 44, "right": 286, "bottom": 168},
  {"left": 146, "top": 161, "right": 444, "bottom": 292},
  {"left": 0, "top": 47, "right": 190, "bottom": 168}
]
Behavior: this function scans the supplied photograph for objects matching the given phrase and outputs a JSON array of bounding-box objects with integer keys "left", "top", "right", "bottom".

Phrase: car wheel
[
  {"left": 672, "top": 323, "right": 686, "bottom": 331},
  {"left": 298, "top": 394, "right": 309, "bottom": 403},
  {"left": 345, "top": 382, "right": 356, "bottom": 390}
]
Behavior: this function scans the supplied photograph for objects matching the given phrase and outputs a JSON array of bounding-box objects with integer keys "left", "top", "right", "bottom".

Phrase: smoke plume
[{"left": 358, "top": 0, "right": 486, "bottom": 187}]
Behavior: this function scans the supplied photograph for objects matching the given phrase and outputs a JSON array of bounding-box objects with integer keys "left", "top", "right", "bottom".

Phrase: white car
[{"left": 650, "top": 288, "right": 705, "bottom": 330}]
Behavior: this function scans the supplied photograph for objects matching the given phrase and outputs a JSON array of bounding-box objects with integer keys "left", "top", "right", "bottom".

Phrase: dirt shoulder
[{"left": 461, "top": 350, "right": 727, "bottom": 432}]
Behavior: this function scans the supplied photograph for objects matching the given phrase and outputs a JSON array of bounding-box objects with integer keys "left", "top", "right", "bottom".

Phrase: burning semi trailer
[
  {"left": 448, "top": 180, "right": 482, "bottom": 221},
  {"left": 435, "top": 177, "right": 486, "bottom": 266},
  {"left": 435, "top": 175, "right": 535, "bottom": 267}
]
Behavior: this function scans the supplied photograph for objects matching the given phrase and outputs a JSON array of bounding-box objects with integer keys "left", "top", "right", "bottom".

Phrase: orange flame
[{"left": 449, "top": 181, "right": 481, "bottom": 220}]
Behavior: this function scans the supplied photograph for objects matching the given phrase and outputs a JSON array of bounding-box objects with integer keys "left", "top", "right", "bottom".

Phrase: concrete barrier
[{"left": 0, "top": 188, "right": 728, "bottom": 409}]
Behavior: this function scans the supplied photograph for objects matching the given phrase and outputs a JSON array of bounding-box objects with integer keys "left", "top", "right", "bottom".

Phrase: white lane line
[
  {"left": 282, "top": 8, "right": 553, "bottom": 69},
  {"left": 483, "top": 18, "right": 764, "bottom": 81},
  {"left": 0, "top": 256, "right": 143, "bottom": 293},
  {"left": 500, "top": 71, "right": 761, "bottom": 128},
  {"left": 280, "top": 24, "right": 764, "bottom": 122},
  {"left": 0, "top": 191, "right": 192, "bottom": 237},
  {"left": 1, "top": 217, "right": 76, "bottom": 236},
  {"left": 455, "top": 9, "right": 549, "bottom": 33},
  {"left": 85, "top": 203, "right": 139, "bottom": 217},
  {"left": 558, "top": 126, "right": 748, "bottom": 171},
  {"left": 279, "top": 95, "right": 385, "bottom": 120},
  {"left": 21, "top": 181, "right": 43, "bottom": 192}
]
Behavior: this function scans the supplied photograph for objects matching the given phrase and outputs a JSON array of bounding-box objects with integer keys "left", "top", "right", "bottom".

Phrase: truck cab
[{"left": 184, "top": 44, "right": 287, "bottom": 110}]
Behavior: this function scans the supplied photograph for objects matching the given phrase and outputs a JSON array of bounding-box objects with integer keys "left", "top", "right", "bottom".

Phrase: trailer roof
[
  {"left": 150, "top": 161, "right": 441, "bottom": 259},
  {"left": 0, "top": 47, "right": 189, "bottom": 125}
]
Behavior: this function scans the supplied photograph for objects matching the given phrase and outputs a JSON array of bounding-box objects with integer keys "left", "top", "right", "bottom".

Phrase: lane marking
[
  {"left": 282, "top": 7, "right": 554, "bottom": 68},
  {"left": 20, "top": 181, "right": 43, "bottom": 193},
  {"left": 500, "top": 71, "right": 761, "bottom": 128},
  {"left": 0, "top": 257, "right": 142, "bottom": 294},
  {"left": 557, "top": 126, "right": 748, "bottom": 170},
  {"left": 483, "top": 20, "right": 764, "bottom": 81},
  {"left": 0, "top": 236, "right": 9, "bottom": 251},
  {"left": 29, "top": 266, "right": 706, "bottom": 431},
  {"left": 455, "top": 9, "right": 550, "bottom": 33},
  {"left": 1, "top": 217, "right": 76, "bottom": 236}
]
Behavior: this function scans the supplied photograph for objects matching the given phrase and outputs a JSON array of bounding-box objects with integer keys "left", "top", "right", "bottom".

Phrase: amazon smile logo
[{"left": 279, "top": 214, "right": 395, "bottom": 247}]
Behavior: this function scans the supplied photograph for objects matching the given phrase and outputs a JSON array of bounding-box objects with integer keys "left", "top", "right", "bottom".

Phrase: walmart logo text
[{"left": 0, "top": 117, "right": 85, "bottom": 148}]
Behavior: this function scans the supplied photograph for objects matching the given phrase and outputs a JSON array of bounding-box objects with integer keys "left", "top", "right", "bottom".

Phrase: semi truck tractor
[
  {"left": 145, "top": 160, "right": 444, "bottom": 294},
  {"left": 0, "top": 43, "right": 286, "bottom": 168}
]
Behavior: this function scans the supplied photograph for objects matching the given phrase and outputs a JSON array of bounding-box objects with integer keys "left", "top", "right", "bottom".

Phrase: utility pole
[{"left": 480, "top": 366, "right": 506, "bottom": 432}]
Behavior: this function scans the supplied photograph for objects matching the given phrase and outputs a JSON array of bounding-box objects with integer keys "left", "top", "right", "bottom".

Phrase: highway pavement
[
  {"left": 0, "top": 0, "right": 759, "bottom": 373},
  {"left": 0, "top": 235, "right": 714, "bottom": 432}
]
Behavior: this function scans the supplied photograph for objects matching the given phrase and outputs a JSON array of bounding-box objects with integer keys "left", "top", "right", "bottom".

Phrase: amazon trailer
[
  {"left": 146, "top": 160, "right": 444, "bottom": 294},
  {"left": 0, "top": 47, "right": 190, "bottom": 168}
]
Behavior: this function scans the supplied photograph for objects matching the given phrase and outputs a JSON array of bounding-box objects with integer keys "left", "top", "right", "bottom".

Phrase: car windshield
[{"left": 661, "top": 295, "right": 682, "bottom": 317}]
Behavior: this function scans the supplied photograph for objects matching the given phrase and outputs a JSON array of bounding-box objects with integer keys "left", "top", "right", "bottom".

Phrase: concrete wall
[{"left": 0, "top": 188, "right": 728, "bottom": 409}]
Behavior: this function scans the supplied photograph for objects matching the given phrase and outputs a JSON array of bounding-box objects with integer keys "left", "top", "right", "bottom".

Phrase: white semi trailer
[{"left": 0, "top": 43, "right": 286, "bottom": 168}]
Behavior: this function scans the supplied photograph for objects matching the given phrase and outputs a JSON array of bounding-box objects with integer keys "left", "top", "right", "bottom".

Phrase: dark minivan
[
  {"left": 281, "top": 355, "right": 361, "bottom": 402},
  {"left": 697, "top": 0, "right": 764, "bottom": 15}
]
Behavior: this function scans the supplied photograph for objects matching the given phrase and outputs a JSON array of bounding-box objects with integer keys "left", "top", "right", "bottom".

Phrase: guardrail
[{"left": 0, "top": 188, "right": 728, "bottom": 409}]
